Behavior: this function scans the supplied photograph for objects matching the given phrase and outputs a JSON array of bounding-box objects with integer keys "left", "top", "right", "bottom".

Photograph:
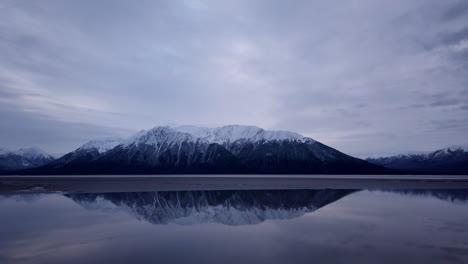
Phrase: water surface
[{"left": 1, "top": 186, "right": 468, "bottom": 263}]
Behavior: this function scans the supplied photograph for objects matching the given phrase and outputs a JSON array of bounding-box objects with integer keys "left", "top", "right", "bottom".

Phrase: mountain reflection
[
  {"left": 385, "top": 189, "right": 468, "bottom": 203},
  {"left": 65, "top": 189, "right": 468, "bottom": 226},
  {"left": 66, "top": 189, "right": 354, "bottom": 226}
]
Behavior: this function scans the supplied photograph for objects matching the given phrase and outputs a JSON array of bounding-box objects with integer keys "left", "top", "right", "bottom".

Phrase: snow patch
[
  {"left": 175, "top": 125, "right": 310, "bottom": 144},
  {"left": 123, "top": 126, "right": 203, "bottom": 147},
  {"left": 79, "top": 137, "right": 124, "bottom": 153},
  {"left": 0, "top": 147, "right": 12, "bottom": 155},
  {"left": 367, "top": 145, "right": 468, "bottom": 161},
  {"left": 15, "top": 146, "right": 52, "bottom": 160}
]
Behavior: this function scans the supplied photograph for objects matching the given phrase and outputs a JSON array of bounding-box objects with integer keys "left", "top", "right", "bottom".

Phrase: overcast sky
[{"left": 1, "top": 0, "right": 468, "bottom": 157}]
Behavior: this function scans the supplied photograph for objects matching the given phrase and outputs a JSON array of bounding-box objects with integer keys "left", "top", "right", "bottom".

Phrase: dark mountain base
[{"left": 9, "top": 162, "right": 392, "bottom": 175}]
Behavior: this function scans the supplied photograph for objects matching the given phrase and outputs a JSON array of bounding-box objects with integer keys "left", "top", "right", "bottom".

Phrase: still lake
[{"left": 1, "top": 176, "right": 468, "bottom": 264}]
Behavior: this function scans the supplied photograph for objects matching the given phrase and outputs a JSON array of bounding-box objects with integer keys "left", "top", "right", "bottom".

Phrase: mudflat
[{"left": 1, "top": 175, "right": 468, "bottom": 194}]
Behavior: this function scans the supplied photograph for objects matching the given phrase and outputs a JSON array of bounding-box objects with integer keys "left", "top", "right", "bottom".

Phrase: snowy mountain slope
[
  {"left": 67, "top": 189, "right": 354, "bottom": 225},
  {"left": 43, "top": 137, "right": 124, "bottom": 170},
  {"left": 78, "top": 137, "right": 124, "bottom": 154},
  {"left": 175, "top": 125, "right": 308, "bottom": 144},
  {"left": 42, "top": 127, "right": 239, "bottom": 173},
  {"left": 0, "top": 147, "right": 55, "bottom": 170},
  {"left": 94, "top": 127, "right": 240, "bottom": 173},
  {"left": 32, "top": 125, "right": 386, "bottom": 174},
  {"left": 174, "top": 125, "right": 374, "bottom": 173},
  {"left": 366, "top": 146, "right": 468, "bottom": 174}
]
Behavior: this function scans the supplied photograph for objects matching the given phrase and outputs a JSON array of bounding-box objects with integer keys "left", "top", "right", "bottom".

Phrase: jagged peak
[
  {"left": 78, "top": 137, "right": 124, "bottom": 154},
  {"left": 123, "top": 126, "right": 202, "bottom": 147},
  {"left": 445, "top": 145, "right": 468, "bottom": 152},
  {"left": 367, "top": 145, "right": 468, "bottom": 161},
  {"left": 175, "top": 125, "right": 309, "bottom": 144},
  {"left": 72, "top": 125, "right": 314, "bottom": 153},
  {"left": 15, "top": 146, "right": 53, "bottom": 159},
  {"left": 0, "top": 146, "right": 53, "bottom": 159},
  {"left": 0, "top": 147, "right": 12, "bottom": 155}
]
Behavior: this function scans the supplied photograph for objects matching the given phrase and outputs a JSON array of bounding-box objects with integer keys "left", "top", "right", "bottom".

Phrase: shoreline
[{"left": 1, "top": 175, "right": 468, "bottom": 194}]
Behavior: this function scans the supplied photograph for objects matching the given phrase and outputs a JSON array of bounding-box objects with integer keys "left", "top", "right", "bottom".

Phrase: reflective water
[{"left": 1, "top": 189, "right": 468, "bottom": 263}]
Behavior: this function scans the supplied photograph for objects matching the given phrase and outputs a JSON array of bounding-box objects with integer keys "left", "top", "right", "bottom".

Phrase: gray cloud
[
  {"left": 430, "top": 98, "right": 460, "bottom": 107},
  {"left": 440, "top": 27, "right": 468, "bottom": 46},
  {"left": 442, "top": 1, "right": 468, "bottom": 21},
  {"left": 0, "top": 0, "right": 467, "bottom": 156},
  {"left": 0, "top": 109, "right": 134, "bottom": 154}
]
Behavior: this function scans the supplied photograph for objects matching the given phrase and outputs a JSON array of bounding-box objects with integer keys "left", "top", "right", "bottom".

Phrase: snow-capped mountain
[
  {"left": 35, "top": 125, "right": 386, "bottom": 174},
  {"left": 78, "top": 137, "right": 124, "bottom": 154},
  {"left": 366, "top": 146, "right": 468, "bottom": 174},
  {"left": 43, "top": 127, "right": 240, "bottom": 174},
  {"left": 174, "top": 125, "right": 308, "bottom": 144},
  {"left": 0, "top": 147, "right": 55, "bottom": 170},
  {"left": 44, "top": 137, "right": 124, "bottom": 170},
  {"left": 66, "top": 189, "right": 354, "bottom": 225},
  {"left": 98, "top": 126, "right": 238, "bottom": 173}
]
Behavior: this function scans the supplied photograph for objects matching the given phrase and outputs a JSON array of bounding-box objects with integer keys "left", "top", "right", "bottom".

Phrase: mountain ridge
[
  {"left": 28, "top": 125, "right": 387, "bottom": 175},
  {"left": 0, "top": 146, "right": 55, "bottom": 171},
  {"left": 366, "top": 146, "right": 468, "bottom": 174}
]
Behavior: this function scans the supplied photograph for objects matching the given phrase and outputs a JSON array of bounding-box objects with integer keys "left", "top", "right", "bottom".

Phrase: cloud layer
[{"left": 1, "top": 0, "right": 467, "bottom": 156}]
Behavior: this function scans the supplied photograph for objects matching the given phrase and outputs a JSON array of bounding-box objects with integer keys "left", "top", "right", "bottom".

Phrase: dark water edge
[
  {"left": 1, "top": 176, "right": 468, "bottom": 264},
  {"left": 1, "top": 175, "right": 468, "bottom": 194}
]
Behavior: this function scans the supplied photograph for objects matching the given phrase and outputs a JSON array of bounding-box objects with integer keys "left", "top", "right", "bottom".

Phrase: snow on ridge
[
  {"left": 51, "top": 152, "right": 66, "bottom": 159},
  {"left": 118, "top": 125, "right": 311, "bottom": 148},
  {"left": 15, "top": 146, "right": 52, "bottom": 159},
  {"left": 0, "top": 147, "right": 12, "bottom": 155},
  {"left": 175, "top": 125, "right": 309, "bottom": 143},
  {"left": 79, "top": 137, "right": 124, "bottom": 153},
  {"left": 123, "top": 126, "right": 202, "bottom": 147},
  {"left": 430, "top": 146, "right": 468, "bottom": 158},
  {"left": 0, "top": 146, "right": 53, "bottom": 159},
  {"left": 367, "top": 145, "right": 468, "bottom": 160},
  {"left": 76, "top": 124, "right": 313, "bottom": 152},
  {"left": 446, "top": 145, "right": 468, "bottom": 152}
]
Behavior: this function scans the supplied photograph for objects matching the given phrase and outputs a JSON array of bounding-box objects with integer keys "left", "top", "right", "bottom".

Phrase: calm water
[{"left": 1, "top": 188, "right": 468, "bottom": 263}]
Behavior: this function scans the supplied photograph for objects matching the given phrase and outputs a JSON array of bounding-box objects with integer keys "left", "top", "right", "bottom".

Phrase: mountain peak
[
  {"left": 366, "top": 146, "right": 468, "bottom": 174},
  {"left": 0, "top": 147, "right": 11, "bottom": 155},
  {"left": 175, "top": 125, "right": 308, "bottom": 144},
  {"left": 0, "top": 146, "right": 52, "bottom": 159},
  {"left": 124, "top": 126, "right": 201, "bottom": 147},
  {"left": 32, "top": 124, "right": 386, "bottom": 174},
  {"left": 78, "top": 137, "right": 124, "bottom": 153},
  {"left": 15, "top": 146, "right": 52, "bottom": 160},
  {"left": 0, "top": 146, "right": 55, "bottom": 170},
  {"left": 445, "top": 145, "right": 468, "bottom": 152}
]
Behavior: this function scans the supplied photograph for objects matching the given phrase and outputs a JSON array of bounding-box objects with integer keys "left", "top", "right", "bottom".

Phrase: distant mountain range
[
  {"left": 0, "top": 147, "right": 55, "bottom": 171},
  {"left": 2, "top": 125, "right": 467, "bottom": 175},
  {"left": 366, "top": 147, "right": 468, "bottom": 174},
  {"left": 4, "top": 125, "right": 385, "bottom": 174}
]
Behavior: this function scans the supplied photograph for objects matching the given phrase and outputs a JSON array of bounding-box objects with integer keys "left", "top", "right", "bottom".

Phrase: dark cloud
[
  {"left": 0, "top": 109, "right": 134, "bottom": 153},
  {"left": 430, "top": 98, "right": 460, "bottom": 107},
  {"left": 441, "top": 2, "right": 468, "bottom": 21},
  {"left": 460, "top": 105, "right": 468, "bottom": 111},
  {"left": 440, "top": 27, "right": 468, "bottom": 46},
  {"left": 0, "top": 0, "right": 467, "bottom": 156},
  {"left": 431, "top": 118, "right": 468, "bottom": 130},
  {"left": 407, "top": 104, "right": 427, "bottom": 109}
]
